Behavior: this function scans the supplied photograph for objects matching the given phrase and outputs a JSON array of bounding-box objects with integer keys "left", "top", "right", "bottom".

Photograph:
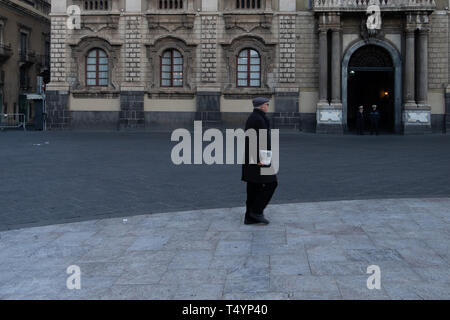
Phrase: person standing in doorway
[
  {"left": 369, "top": 104, "right": 381, "bottom": 135},
  {"left": 356, "top": 105, "right": 365, "bottom": 135},
  {"left": 241, "top": 97, "right": 278, "bottom": 225}
]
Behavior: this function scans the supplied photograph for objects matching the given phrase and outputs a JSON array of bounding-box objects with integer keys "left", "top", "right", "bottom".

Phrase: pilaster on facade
[
  {"left": 316, "top": 13, "right": 343, "bottom": 133},
  {"left": 278, "top": 14, "right": 296, "bottom": 84},
  {"left": 200, "top": 14, "right": 218, "bottom": 84},
  {"left": 403, "top": 12, "right": 433, "bottom": 133},
  {"left": 123, "top": 13, "right": 143, "bottom": 87},
  {"left": 48, "top": 14, "right": 69, "bottom": 90}
]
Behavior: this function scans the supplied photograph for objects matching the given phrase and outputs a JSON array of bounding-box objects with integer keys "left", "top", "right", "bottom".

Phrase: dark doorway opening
[{"left": 347, "top": 45, "right": 395, "bottom": 133}]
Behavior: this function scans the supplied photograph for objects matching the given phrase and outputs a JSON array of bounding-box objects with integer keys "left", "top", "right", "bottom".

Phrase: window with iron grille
[
  {"left": 236, "top": 0, "right": 261, "bottom": 9},
  {"left": 237, "top": 49, "right": 260, "bottom": 87},
  {"left": 161, "top": 49, "right": 183, "bottom": 87},
  {"left": 84, "top": 0, "right": 109, "bottom": 10},
  {"left": 86, "top": 49, "right": 109, "bottom": 86},
  {"left": 158, "top": 0, "right": 183, "bottom": 9}
]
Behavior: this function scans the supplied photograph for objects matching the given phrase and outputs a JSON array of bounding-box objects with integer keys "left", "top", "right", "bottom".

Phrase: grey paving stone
[
  {"left": 2, "top": 196, "right": 450, "bottom": 299},
  {"left": 269, "top": 275, "right": 339, "bottom": 294},
  {"left": 335, "top": 276, "right": 391, "bottom": 300},
  {"left": 306, "top": 246, "right": 349, "bottom": 263},
  {"left": 128, "top": 235, "right": 171, "bottom": 251},
  {"left": 204, "top": 231, "right": 253, "bottom": 241},
  {"left": 209, "top": 255, "right": 248, "bottom": 271},
  {"left": 223, "top": 292, "right": 289, "bottom": 300},
  {"left": 103, "top": 284, "right": 176, "bottom": 299},
  {"left": 173, "top": 283, "right": 224, "bottom": 300},
  {"left": 309, "top": 261, "right": 367, "bottom": 276},
  {"left": 288, "top": 290, "right": 342, "bottom": 300},
  {"left": 245, "top": 255, "right": 270, "bottom": 269},
  {"left": 114, "top": 257, "right": 169, "bottom": 286},
  {"left": 215, "top": 240, "right": 252, "bottom": 256},
  {"left": 396, "top": 247, "right": 449, "bottom": 268},
  {"left": 168, "top": 250, "right": 213, "bottom": 269},
  {"left": 160, "top": 269, "right": 226, "bottom": 286},
  {"left": 270, "top": 254, "right": 311, "bottom": 276},
  {"left": 252, "top": 230, "right": 287, "bottom": 245},
  {"left": 224, "top": 275, "right": 270, "bottom": 294},
  {"left": 334, "top": 235, "right": 377, "bottom": 249},
  {"left": 383, "top": 280, "right": 450, "bottom": 300},
  {"left": 345, "top": 249, "right": 404, "bottom": 263}
]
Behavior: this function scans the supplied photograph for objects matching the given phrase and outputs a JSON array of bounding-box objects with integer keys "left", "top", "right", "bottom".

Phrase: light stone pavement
[{"left": 1, "top": 197, "right": 449, "bottom": 300}]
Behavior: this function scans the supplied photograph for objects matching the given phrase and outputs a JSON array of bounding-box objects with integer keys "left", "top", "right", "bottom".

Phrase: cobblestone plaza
[{"left": 0, "top": 131, "right": 449, "bottom": 299}]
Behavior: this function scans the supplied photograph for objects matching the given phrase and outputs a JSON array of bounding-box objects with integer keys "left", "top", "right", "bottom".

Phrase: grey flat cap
[{"left": 252, "top": 97, "right": 270, "bottom": 108}]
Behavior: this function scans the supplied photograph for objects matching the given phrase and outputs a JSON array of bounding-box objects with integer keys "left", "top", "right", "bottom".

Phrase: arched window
[
  {"left": 86, "top": 48, "right": 108, "bottom": 86},
  {"left": 237, "top": 48, "right": 260, "bottom": 87},
  {"left": 161, "top": 49, "right": 183, "bottom": 87}
]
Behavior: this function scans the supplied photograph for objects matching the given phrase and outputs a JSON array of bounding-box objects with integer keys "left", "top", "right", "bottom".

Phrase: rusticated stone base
[
  {"left": 119, "top": 91, "right": 145, "bottom": 130},
  {"left": 45, "top": 91, "right": 71, "bottom": 130}
]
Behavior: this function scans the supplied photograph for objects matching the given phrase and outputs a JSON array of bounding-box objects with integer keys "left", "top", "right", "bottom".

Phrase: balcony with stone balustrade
[{"left": 312, "top": 0, "right": 436, "bottom": 12}]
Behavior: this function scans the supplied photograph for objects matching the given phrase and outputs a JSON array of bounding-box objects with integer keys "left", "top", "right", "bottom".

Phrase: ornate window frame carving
[
  {"left": 70, "top": 37, "right": 121, "bottom": 93},
  {"left": 221, "top": 35, "right": 275, "bottom": 98},
  {"left": 146, "top": 36, "right": 197, "bottom": 96}
]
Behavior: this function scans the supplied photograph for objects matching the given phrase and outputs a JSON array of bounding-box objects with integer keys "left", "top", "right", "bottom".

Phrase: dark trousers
[
  {"left": 356, "top": 121, "right": 364, "bottom": 135},
  {"left": 370, "top": 121, "right": 379, "bottom": 135},
  {"left": 246, "top": 181, "right": 278, "bottom": 215}
]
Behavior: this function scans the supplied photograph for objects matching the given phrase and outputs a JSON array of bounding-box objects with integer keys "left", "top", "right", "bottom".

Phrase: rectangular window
[{"left": 20, "top": 32, "right": 28, "bottom": 58}]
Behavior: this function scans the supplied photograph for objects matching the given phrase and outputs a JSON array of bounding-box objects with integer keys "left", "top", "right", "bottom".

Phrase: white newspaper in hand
[{"left": 259, "top": 150, "right": 272, "bottom": 166}]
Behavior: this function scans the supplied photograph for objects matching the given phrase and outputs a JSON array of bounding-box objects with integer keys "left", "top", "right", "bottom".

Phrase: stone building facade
[
  {"left": 46, "top": 0, "right": 450, "bottom": 133},
  {"left": 0, "top": 0, "right": 50, "bottom": 121}
]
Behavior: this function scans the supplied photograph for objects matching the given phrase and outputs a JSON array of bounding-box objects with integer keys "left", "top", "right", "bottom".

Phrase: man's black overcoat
[{"left": 241, "top": 108, "right": 278, "bottom": 184}]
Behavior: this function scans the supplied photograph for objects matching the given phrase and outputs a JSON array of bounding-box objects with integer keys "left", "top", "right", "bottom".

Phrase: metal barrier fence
[{"left": 0, "top": 113, "right": 26, "bottom": 131}]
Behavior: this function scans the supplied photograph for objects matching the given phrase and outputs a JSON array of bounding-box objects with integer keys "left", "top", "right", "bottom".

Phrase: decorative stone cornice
[
  {"left": 78, "top": 14, "right": 120, "bottom": 32},
  {"left": 222, "top": 13, "right": 273, "bottom": 32},
  {"left": 146, "top": 13, "right": 195, "bottom": 32}
]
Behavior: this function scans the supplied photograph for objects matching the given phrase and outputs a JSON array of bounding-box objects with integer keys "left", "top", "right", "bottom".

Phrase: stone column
[
  {"left": 318, "top": 27, "right": 328, "bottom": 105},
  {"left": 403, "top": 15, "right": 431, "bottom": 134},
  {"left": 403, "top": 27, "right": 417, "bottom": 108},
  {"left": 330, "top": 27, "right": 342, "bottom": 106},
  {"left": 416, "top": 28, "right": 429, "bottom": 108}
]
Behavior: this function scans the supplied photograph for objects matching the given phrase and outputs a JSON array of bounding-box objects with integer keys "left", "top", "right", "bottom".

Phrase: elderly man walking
[{"left": 241, "top": 97, "right": 278, "bottom": 225}]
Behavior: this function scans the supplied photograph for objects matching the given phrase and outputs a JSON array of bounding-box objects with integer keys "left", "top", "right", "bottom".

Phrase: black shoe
[
  {"left": 244, "top": 216, "right": 260, "bottom": 225},
  {"left": 246, "top": 212, "right": 269, "bottom": 225}
]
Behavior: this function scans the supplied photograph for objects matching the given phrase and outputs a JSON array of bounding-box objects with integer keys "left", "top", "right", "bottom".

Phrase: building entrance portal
[
  {"left": 348, "top": 69, "right": 395, "bottom": 132},
  {"left": 347, "top": 45, "right": 395, "bottom": 133},
  {"left": 342, "top": 40, "right": 402, "bottom": 134}
]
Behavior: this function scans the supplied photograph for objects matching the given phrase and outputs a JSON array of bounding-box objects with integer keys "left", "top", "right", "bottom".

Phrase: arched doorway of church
[{"left": 346, "top": 45, "right": 396, "bottom": 133}]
